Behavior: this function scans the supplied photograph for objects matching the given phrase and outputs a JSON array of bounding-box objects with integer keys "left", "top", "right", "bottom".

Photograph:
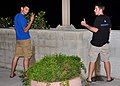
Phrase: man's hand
[
  {"left": 30, "top": 13, "right": 35, "bottom": 22},
  {"left": 81, "top": 18, "right": 87, "bottom": 27}
]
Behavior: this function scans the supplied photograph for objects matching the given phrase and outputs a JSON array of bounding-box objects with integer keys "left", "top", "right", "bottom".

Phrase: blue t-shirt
[{"left": 14, "top": 13, "right": 30, "bottom": 40}]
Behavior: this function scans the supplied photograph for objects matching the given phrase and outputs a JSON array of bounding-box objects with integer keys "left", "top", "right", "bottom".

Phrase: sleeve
[{"left": 107, "top": 16, "right": 112, "bottom": 28}]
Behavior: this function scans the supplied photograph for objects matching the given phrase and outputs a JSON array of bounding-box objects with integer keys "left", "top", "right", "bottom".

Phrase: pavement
[
  {"left": 0, "top": 67, "right": 22, "bottom": 86},
  {"left": 0, "top": 67, "right": 120, "bottom": 86},
  {"left": 85, "top": 77, "right": 120, "bottom": 86}
]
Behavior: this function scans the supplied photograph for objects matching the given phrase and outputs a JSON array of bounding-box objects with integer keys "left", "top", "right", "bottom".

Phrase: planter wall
[{"left": 31, "top": 77, "right": 82, "bottom": 86}]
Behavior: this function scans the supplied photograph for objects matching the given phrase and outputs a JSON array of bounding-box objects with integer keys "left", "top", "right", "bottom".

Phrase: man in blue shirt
[{"left": 10, "top": 3, "right": 35, "bottom": 78}]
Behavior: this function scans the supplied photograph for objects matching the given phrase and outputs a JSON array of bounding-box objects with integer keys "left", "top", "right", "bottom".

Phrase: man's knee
[
  {"left": 24, "top": 57, "right": 30, "bottom": 61},
  {"left": 90, "top": 57, "right": 98, "bottom": 62}
]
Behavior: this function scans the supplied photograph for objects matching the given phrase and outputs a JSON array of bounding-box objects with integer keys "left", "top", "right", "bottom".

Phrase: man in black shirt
[{"left": 81, "top": 3, "right": 113, "bottom": 82}]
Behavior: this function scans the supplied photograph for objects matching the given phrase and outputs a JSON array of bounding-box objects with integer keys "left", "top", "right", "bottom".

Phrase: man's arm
[
  {"left": 81, "top": 18, "right": 98, "bottom": 32},
  {"left": 24, "top": 13, "right": 35, "bottom": 32}
]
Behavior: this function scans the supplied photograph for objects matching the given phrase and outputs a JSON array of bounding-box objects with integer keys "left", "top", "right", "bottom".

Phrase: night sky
[{"left": 0, "top": 0, "right": 119, "bottom": 29}]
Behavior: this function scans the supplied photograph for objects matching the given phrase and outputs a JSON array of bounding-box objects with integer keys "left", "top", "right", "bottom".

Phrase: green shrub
[
  {"left": 0, "top": 17, "right": 12, "bottom": 28},
  {"left": 20, "top": 53, "right": 86, "bottom": 86},
  {"left": 26, "top": 11, "right": 50, "bottom": 29}
]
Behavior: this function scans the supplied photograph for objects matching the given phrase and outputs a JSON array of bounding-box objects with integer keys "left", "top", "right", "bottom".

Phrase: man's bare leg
[
  {"left": 104, "top": 61, "right": 111, "bottom": 80},
  {"left": 87, "top": 62, "right": 95, "bottom": 81},
  {"left": 23, "top": 57, "right": 30, "bottom": 72},
  {"left": 10, "top": 56, "right": 19, "bottom": 77}
]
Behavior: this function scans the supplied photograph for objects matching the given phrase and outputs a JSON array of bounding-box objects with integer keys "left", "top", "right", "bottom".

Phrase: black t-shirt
[{"left": 90, "top": 15, "right": 112, "bottom": 47}]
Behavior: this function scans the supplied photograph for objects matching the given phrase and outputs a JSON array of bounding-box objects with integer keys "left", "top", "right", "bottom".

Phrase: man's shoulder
[
  {"left": 99, "top": 15, "right": 110, "bottom": 19},
  {"left": 96, "top": 15, "right": 110, "bottom": 22},
  {"left": 14, "top": 13, "right": 23, "bottom": 19}
]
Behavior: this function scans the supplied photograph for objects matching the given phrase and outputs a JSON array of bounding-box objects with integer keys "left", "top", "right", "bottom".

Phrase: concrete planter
[{"left": 31, "top": 77, "right": 82, "bottom": 86}]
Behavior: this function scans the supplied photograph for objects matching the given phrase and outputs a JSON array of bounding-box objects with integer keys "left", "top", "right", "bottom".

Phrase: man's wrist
[
  {"left": 86, "top": 24, "right": 91, "bottom": 30},
  {"left": 29, "top": 21, "right": 33, "bottom": 24}
]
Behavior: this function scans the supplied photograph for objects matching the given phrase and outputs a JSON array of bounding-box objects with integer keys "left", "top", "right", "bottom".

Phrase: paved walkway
[
  {"left": 0, "top": 67, "right": 22, "bottom": 86},
  {"left": 86, "top": 78, "right": 120, "bottom": 86},
  {"left": 0, "top": 67, "right": 120, "bottom": 86}
]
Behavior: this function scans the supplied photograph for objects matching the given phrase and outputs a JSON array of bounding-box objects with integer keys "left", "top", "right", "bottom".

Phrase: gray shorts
[{"left": 89, "top": 43, "right": 110, "bottom": 62}]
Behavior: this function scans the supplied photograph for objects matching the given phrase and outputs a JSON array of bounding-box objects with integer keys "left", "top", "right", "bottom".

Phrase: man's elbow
[
  {"left": 92, "top": 27, "right": 98, "bottom": 33},
  {"left": 94, "top": 29, "right": 98, "bottom": 32},
  {"left": 24, "top": 29, "right": 28, "bottom": 32}
]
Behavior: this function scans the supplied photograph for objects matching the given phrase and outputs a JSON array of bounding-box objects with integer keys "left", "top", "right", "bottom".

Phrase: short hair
[
  {"left": 19, "top": 2, "right": 30, "bottom": 8},
  {"left": 16, "top": 2, "right": 30, "bottom": 12},
  {"left": 95, "top": 2, "right": 105, "bottom": 11}
]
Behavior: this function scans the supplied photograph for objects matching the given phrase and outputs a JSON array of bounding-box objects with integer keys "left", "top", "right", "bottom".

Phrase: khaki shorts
[
  {"left": 15, "top": 39, "right": 32, "bottom": 58},
  {"left": 89, "top": 43, "right": 110, "bottom": 62}
]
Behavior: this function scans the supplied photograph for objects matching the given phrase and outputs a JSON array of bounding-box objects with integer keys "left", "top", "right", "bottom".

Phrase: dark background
[{"left": 0, "top": 0, "right": 119, "bottom": 29}]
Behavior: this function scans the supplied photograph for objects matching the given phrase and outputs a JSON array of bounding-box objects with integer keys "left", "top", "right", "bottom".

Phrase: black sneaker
[{"left": 86, "top": 78, "right": 92, "bottom": 83}]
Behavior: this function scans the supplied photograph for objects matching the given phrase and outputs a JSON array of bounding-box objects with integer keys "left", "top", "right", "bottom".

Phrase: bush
[
  {"left": 26, "top": 11, "right": 50, "bottom": 29},
  {"left": 0, "top": 11, "right": 50, "bottom": 29},
  {"left": 0, "top": 17, "right": 12, "bottom": 28},
  {"left": 20, "top": 54, "right": 86, "bottom": 86}
]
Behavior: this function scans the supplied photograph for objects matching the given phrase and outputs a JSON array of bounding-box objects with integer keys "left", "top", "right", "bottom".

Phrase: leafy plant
[
  {"left": 0, "top": 17, "right": 12, "bottom": 28},
  {"left": 19, "top": 71, "right": 30, "bottom": 86},
  {"left": 20, "top": 53, "right": 86, "bottom": 86},
  {"left": 26, "top": 11, "right": 50, "bottom": 29}
]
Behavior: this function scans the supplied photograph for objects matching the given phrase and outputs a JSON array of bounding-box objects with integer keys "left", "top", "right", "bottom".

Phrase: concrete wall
[{"left": 0, "top": 28, "right": 120, "bottom": 79}]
